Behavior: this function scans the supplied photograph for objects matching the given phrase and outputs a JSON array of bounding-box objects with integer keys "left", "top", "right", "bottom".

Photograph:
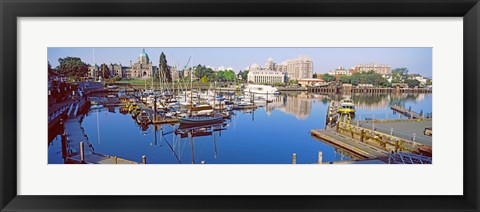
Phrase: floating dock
[
  {"left": 310, "top": 101, "right": 432, "bottom": 164},
  {"left": 391, "top": 105, "right": 424, "bottom": 119}
]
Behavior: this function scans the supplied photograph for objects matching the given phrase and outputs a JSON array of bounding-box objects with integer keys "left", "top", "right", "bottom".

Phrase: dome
[
  {"left": 138, "top": 48, "right": 149, "bottom": 63},
  {"left": 267, "top": 57, "right": 273, "bottom": 62},
  {"left": 139, "top": 48, "right": 149, "bottom": 58},
  {"left": 250, "top": 63, "right": 262, "bottom": 71}
]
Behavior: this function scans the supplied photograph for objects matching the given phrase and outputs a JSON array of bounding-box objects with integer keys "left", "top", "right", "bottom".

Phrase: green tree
[
  {"left": 426, "top": 79, "right": 432, "bottom": 85},
  {"left": 339, "top": 75, "right": 351, "bottom": 84},
  {"left": 216, "top": 70, "right": 225, "bottom": 81},
  {"left": 224, "top": 70, "right": 236, "bottom": 81},
  {"left": 238, "top": 70, "right": 249, "bottom": 82},
  {"left": 159, "top": 52, "right": 172, "bottom": 82},
  {"left": 350, "top": 71, "right": 390, "bottom": 87},
  {"left": 194, "top": 65, "right": 215, "bottom": 81},
  {"left": 405, "top": 79, "right": 421, "bottom": 88},
  {"left": 391, "top": 67, "right": 409, "bottom": 83},
  {"left": 322, "top": 74, "right": 335, "bottom": 82},
  {"left": 56, "top": 57, "right": 89, "bottom": 79}
]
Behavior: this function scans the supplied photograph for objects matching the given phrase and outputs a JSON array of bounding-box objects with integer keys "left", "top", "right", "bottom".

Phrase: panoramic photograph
[{"left": 48, "top": 47, "right": 432, "bottom": 164}]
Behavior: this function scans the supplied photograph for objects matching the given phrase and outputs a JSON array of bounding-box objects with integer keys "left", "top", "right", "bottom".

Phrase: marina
[
  {"left": 47, "top": 47, "right": 433, "bottom": 164},
  {"left": 48, "top": 83, "right": 432, "bottom": 164}
]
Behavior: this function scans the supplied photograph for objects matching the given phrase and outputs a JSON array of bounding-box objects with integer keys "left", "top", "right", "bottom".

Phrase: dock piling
[
  {"left": 80, "top": 141, "right": 85, "bottom": 163},
  {"left": 318, "top": 152, "right": 323, "bottom": 164},
  {"left": 114, "top": 156, "right": 118, "bottom": 164},
  {"left": 142, "top": 155, "right": 147, "bottom": 164},
  {"left": 292, "top": 153, "right": 297, "bottom": 164}
]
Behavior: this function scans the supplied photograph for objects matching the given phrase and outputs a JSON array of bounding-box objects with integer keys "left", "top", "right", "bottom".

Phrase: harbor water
[{"left": 48, "top": 92, "right": 432, "bottom": 164}]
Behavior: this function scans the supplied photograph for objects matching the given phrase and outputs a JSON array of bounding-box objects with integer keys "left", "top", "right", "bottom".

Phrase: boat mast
[
  {"left": 151, "top": 65, "right": 153, "bottom": 90},
  {"left": 96, "top": 109, "right": 100, "bottom": 144},
  {"left": 159, "top": 56, "right": 162, "bottom": 94},
  {"left": 213, "top": 125, "right": 217, "bottom": 159},
  {"left": 213, "top": 81, "right": 216, "bottom": 113},
  {"left": 92, "top": 48, "right": 96, "bottom": 82},
  {"left": 190, "top": 130, "right": 195, "bottom": 164},
  {"left": 172, "top": 56, "right": 175, "bottom": 97},
  {"left": 190, "top": 56, "right": 193, "bottom": 116}
]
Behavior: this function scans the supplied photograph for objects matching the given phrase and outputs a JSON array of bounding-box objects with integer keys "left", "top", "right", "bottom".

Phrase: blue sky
[{"left": 48, "top": 47, "right": 432, "bottom": 77}]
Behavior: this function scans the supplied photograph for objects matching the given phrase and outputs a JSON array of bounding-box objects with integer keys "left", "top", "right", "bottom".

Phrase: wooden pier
[
  {"left": 391, "top": 105, "right": 424, "bottom": 119},
  {"left": 311, "top": 129, "right": 389, "bottom": 159}
]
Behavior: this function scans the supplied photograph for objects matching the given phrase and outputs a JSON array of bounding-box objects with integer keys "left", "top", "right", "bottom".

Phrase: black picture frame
[{"left": 1, "top": 0, "right": 479, "bottom": 211}]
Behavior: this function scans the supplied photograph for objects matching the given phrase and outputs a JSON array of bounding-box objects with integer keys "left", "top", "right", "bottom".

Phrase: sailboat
[{"left": 179, "top": 56, "right": 223, "bottom": 126}]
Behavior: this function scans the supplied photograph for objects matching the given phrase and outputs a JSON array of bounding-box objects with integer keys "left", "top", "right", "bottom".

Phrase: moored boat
[
  {"left": 179, "top": 114, "right": 223, "bottom": 125},
  {"left": 136, "top": 110, "right": 152, "bottom": 124},
  {"left": 337, "top": 98, "right": 356, "bottom": 114},
  {"left": 243, "top": 84, "right": 279, "bottom": 94}
]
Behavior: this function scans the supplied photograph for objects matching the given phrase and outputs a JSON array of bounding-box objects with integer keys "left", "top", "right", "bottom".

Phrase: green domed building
[{"left": 126, "top": 48, "right": 157, "bottom": 78}]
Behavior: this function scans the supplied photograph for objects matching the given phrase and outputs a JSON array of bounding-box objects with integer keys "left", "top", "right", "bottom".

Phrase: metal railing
[{"left": 48, "top": 104, "right": 72, "bottom": 122}]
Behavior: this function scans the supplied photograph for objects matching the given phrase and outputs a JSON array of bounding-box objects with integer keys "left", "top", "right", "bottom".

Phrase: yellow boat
[
  {"left": 337, "top": 98, "right": 356, "bottom": 114},
  {"left": 128, "top": 103, "right": 138, "bottom": 112}
]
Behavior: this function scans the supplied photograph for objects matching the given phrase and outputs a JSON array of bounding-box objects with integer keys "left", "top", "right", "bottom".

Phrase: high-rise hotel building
[{"left": 284, "top": 55, "right": 314, "bottom": 81}]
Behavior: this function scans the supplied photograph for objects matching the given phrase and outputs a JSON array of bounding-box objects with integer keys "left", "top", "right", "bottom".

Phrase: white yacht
[{"left": 243, "top": 84, "right": 279, "bottom": 94}]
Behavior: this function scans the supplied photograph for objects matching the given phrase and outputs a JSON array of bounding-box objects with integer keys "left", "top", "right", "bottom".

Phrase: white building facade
[
  {"left": 354, "top": 64, "right": 391, "bottom": 75},
  {"left": 248, "top": 70, "right": 285, "bottom": 84},
  {"left": 328, "top": 67, "right": 352, "bottom": 76}
]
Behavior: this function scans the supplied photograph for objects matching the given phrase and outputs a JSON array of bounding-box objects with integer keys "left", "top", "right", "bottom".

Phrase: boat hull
[{"left": 179, "top": 116, "right": 223, "bottom": 125}]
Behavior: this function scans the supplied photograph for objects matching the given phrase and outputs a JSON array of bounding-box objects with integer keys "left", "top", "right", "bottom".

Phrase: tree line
[
  {"left": 318, "top": 68, "right": 429, "bottom": 88},
  {"left": 49, "top": 55, "right": 249, "bottom": 84},
  {"left": 192, "top": 65, "right": 239, "bottom": 83}
]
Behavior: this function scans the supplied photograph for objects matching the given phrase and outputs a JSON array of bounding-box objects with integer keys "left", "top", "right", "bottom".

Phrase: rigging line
[
  {"left": 176, "top": 136, "right": 182, "bottom": 157},
  {"left": 96, "top": 110, "right": 101, "bottom": 144},
  {"left": 161, "top": 132, "right": 182, "bottom": 164},
  {"left": 180, "top": 137, "right": 187, "bottom": 158}
]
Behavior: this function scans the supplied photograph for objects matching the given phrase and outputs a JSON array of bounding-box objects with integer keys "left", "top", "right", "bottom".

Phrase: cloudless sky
[{"left": 48, "top": 47, "right": 432, "bottom": 77}]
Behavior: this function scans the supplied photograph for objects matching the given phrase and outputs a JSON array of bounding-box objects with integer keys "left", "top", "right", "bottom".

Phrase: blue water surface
[{"left": 48, "top": 92, "right": 432, "bottom": 164}]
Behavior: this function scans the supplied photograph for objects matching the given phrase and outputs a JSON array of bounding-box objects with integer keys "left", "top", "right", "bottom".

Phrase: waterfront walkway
[{"left": 356, "top": 119, "right": 432, "bottom": 146}]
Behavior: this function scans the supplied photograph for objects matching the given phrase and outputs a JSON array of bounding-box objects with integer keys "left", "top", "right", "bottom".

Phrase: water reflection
[
  {"left": 48, "top": 92, "right": 432, "bottom": 164},
  {"left": 262, "top": 92, "right": 430, "bottom": 119}
]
